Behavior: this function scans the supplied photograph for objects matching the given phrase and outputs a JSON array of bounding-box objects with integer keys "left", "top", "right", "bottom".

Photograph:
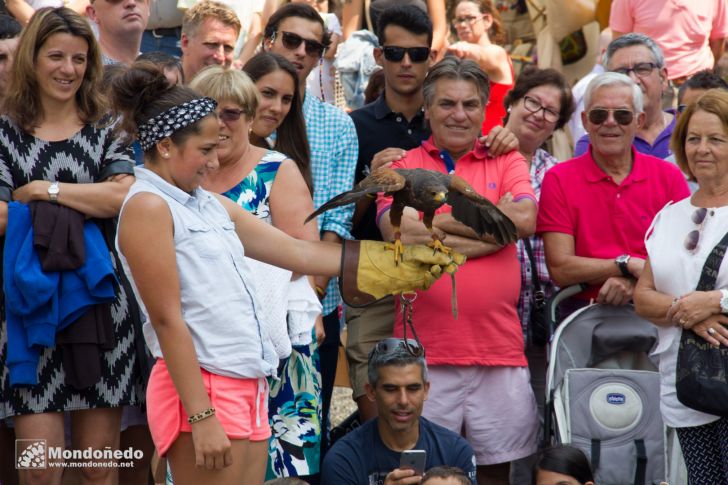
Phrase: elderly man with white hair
[{"left": 537, "top": 72, "right": 691, "bottom": 312}]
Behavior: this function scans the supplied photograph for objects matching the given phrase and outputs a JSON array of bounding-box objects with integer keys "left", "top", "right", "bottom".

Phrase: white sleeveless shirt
[{"left": 116, "top": 167, "right": 278, "bottom": 379}]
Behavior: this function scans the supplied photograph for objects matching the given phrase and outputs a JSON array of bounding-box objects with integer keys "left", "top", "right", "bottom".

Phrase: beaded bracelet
[{"left": 188, "top": 407, "right": 215, "bottom": 424}]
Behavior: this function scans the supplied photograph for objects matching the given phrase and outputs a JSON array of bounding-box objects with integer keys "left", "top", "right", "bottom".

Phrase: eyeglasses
[
  {"left": 586, "top": 108, "right": 635, "bottom": 125},
  {"left": 451, "top": 14, "right": 484, "bottom": 27},
  {"left": 523, "top": 95, "right": 560, "bottom": 123},
  {"left": 612, "top": 62, "right": 659, "bottom": 79},
  {"left": 684, "top": 208, "right": 709, "bottom": 251},
  {"left": 381, "top": 46, "right": 431, "bottom": 63},
  {"left": 218, "top": 108, "right": 243, "bottom": 123},
  {"left": 369, "top": 338, "right": 425, "bottom": 361},
  {"left": 276, "top": 31, "right": 325, "bottom": 58}
]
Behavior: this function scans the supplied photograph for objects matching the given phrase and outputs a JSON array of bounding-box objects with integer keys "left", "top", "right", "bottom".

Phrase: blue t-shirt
[{"left": 321, "top": 417, "right": 477, "bottom": 485}]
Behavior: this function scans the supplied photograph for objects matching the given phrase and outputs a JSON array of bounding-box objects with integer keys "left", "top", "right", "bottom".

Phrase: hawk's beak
[{"left": 434, "top": 192, "right": 447, "bottom": 202}]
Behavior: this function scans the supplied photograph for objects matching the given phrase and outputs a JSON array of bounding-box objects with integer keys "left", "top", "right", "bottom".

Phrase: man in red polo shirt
[
  {"left": 375, "top": 56, "right": 538, "bottom": 485},
  {"left": 538, "top": 72, "right": 690, "bottom": 309}
]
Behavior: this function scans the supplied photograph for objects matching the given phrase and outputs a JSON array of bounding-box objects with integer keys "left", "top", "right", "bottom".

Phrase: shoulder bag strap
[
  {"left": 523, "top": 237, "right": 544, "bottom": 299},
  {"left": 696, "top": 231, "right": 728, "bottom": 291}
]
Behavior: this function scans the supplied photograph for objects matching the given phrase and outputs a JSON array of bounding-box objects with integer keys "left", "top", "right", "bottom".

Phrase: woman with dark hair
[
  {"left": 533, "top": 445, "right": 595, "bottom": 485},
  {"left": 109, "top": 61, "right": 460, "bottom": 484},
  {"left": 503, "top": 66, "right": 575, "bottom": 344},
  {"left": 0, "top": 7, "right": 145, "bottom": 484},
  {"left": 189, "top": 64, "right": 325, "bottom": 481},
  {"left": 503, "top": 70, "right": 574, "bottom": 483},
  {"left": 243, "top": 51, "right": 312, "bottom": 194},
  {"left": 447, "top": 0, "right": 513, "bottom": 134}
]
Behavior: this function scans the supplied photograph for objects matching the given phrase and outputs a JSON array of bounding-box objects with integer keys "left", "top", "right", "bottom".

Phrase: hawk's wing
[
  {"left": 447, "top": 174, "right": 518, "bottom": 245},
  {"left": 304, "top": 167, "right": 406, "bottom": 223}
]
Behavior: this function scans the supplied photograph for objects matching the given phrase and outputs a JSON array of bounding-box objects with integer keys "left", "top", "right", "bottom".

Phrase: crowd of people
[{"left": 0, "top": 0, "right": 726, "bottom": 484}]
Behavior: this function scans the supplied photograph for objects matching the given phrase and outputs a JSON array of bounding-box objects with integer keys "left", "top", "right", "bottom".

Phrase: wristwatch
[
  {"left": 720, "top": 289, "right": 728, "bottom": 314},
  {"left": 48, "top": 182, "right": 59, "bottom": 203},
  {"left": 615, "top": 254, "right": 631, "bottom": 278}
]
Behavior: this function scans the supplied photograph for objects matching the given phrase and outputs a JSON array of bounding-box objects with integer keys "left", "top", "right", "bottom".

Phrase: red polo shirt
[
  {"left": 537, "top": 147, "right": 690, "bottom": 300},
  {"left": 375, "top": 138, "right": 535, "bottom": 367}
]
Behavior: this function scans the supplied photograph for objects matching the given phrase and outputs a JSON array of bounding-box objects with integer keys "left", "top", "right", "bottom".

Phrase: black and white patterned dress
[{"left": 0, "top": 116, "right": 146, "bottom": 418}]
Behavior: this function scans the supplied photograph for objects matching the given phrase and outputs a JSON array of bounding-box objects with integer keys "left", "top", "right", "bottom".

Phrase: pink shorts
[{"left": 146, "top": 360, "right": 271, "bottom": 456}]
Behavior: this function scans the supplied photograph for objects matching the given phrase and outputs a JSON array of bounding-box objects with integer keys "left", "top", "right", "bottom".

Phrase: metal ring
[
  {"left": 708, "top": 327, "right": 717, "bottom": 336},
  {"left": 400, "top": 292, "right": 418, "bottom": 304}
]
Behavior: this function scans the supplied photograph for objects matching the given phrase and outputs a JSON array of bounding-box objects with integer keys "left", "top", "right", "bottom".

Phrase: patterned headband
[{"left": 138, "top": 97, "right": 218, "bottom": 151}]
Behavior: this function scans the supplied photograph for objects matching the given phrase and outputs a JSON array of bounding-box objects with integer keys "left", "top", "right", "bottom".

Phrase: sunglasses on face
[
  {"left": 277, "top": 31, "right": 325, "bottom": 58},
  {"left": 611, "top": 62, "right": 659, "bottom": 79},
  {"left": 381, "top": 46, "right": 431, "bottom": 63},
  {"left": 522, "top": 95, "right": 560, "bottom": 123},
  {"left": 587, "top": 108, "right": 635, "bottom": 125},
  {"left": 684, "top": 207, "right": 710, "bottom": 251},
  {"left": 218, "top": 108, "right": 243, "bottom": 123},
  {"left": 369, "top": 338, "right": 425, "bottom": 361}
]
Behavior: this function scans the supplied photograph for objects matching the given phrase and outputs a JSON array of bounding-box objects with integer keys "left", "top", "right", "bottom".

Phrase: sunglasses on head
[
  {"left": 369, "top": 338, "right": 425, "bottom": 361},
  {"left": 587, "top": 108, "right": 635, "bottom": 125},
  {"left": 684, "top": 207, "right": 710, "bottom": 252},
  {"left": 276, "top": 31, "right": 325, "bottom": 58},
  {"left": 218, "top": 108, "right": 243, "bottom": 123},
  {"left": 381, "top": 46, "right": 431, "bottom": 63}
]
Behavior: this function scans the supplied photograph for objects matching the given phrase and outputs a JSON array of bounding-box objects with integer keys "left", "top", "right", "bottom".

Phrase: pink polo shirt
[
  {"left": 375, "top": 138, "right": 536, "bottom": 367},
  {"left": 536, "top": 147, "right": 690, "bottom": 300},
  {"left": 609, "top": 0, "right": 728, "bottom": 80}
]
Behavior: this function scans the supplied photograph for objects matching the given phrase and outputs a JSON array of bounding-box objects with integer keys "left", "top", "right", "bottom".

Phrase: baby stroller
[{"left": 542, "top": 286, "right": 683, "bottom": 485}]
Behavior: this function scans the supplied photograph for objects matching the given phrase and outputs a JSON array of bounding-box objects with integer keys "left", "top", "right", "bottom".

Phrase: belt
[{"left": 147, "top": 27, "right": 181, "bottom": 38}]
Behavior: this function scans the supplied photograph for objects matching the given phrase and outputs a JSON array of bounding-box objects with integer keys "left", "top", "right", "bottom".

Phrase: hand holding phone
[{"left": 399, "top": 449, "right": 426, "bottom": 476}]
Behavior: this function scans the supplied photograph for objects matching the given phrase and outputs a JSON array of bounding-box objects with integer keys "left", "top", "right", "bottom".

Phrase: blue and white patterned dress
[{"left": 223, "top": 149, "right": 323, "bottom": 478}]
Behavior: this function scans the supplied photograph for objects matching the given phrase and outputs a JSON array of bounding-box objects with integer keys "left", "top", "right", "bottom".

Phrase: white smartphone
[{"left": 399, "top": 449, "right": 427, "bottom": 476}]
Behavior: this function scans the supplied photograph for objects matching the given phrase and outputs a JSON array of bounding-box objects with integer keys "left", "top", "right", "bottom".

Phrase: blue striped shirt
[{"left": 303, "top": 91, "right": 358, "bottom": 315}]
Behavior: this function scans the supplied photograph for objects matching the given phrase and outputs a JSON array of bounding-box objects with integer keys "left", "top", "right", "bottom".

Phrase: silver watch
[
  {"left": 720, "top": 289, "right": 728, "bottom": 314},
  {"left": 48, "top": 182, "right": 59, "bottom": 203}
]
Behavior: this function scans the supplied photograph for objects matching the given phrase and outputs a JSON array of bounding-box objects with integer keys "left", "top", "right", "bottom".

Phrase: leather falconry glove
[{"left": 339, "top": 240, "right": 466, "bottom": 307}]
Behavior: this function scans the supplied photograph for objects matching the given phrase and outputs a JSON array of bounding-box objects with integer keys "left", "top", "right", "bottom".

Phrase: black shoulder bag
[
  {"left": 675, "top": 231, "right": 728, "bottom": 416},
  {"left": 524, "top": 238, "right": 548, "bottom": 347}
]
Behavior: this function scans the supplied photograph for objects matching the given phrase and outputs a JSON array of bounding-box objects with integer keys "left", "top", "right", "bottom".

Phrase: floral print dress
[{"left": 223, "top": 149, "right": 323, "bottom": 478}]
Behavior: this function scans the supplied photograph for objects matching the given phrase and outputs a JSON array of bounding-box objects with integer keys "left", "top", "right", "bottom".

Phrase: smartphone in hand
[{"left": 400, "top": 449, "right": 426, "bottom": 476}]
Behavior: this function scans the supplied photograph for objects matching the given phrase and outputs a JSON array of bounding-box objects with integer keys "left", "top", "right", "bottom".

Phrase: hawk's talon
[
  {"left": 428, "top": 238, "right": 452, "bottom": 255},
  {"left": 384, "top": 239, "right": 405, "bottom": 264}
]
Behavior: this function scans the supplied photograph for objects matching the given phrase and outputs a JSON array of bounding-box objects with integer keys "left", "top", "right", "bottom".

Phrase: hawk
[{"left": 305, "top": 167, "right": 518, "bottom": 261}]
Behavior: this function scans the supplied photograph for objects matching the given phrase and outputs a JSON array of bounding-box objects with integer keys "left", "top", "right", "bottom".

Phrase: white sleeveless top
[{"left": 116, "top": 167, "right": 278, "bottom": 379}]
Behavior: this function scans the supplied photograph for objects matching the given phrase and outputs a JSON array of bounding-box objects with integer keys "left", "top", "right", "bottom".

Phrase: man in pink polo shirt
[
  {"left": 609, "top": 0, "right": 727, "bottom": 84},
  {"left": 375, "top": 56, "right": 538, "bottom": 485},
  {"left": 538, "top": 72, "right": 690, "bottom": 309}
]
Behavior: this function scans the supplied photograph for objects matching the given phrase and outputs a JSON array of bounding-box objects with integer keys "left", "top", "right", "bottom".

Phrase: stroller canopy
[{"left": 547, "top": 304, "right": 659, "bottom": 395}]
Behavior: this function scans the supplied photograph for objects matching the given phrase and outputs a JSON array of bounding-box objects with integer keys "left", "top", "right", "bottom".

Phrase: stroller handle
[{"left": 546, "top": 283, "right": 588, "bottom": 340}]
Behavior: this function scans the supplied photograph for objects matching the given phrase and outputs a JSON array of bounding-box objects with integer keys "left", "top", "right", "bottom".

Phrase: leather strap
[{"left": 339, "top": 240, "right": 378, "bottom": 307}]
